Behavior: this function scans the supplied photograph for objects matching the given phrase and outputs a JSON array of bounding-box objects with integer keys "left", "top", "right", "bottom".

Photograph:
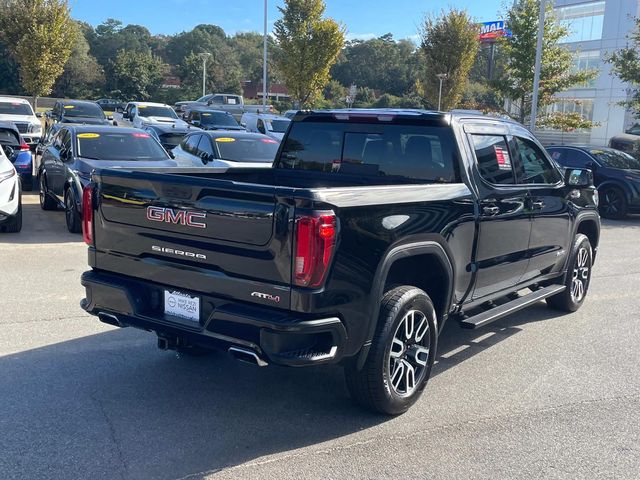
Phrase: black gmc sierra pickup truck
[{"left": 80, "top": 109, "right": 600, "bottom": 414}]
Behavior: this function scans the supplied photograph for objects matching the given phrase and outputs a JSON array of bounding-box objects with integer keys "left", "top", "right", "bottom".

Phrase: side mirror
[
  {"left": 565, "top": 168, "right": 593, "bottom": 188},
  {"left": 191, "top": 120, "right": 200, "bottom": 126},
  {"left": 116, "top": 107, "right": 124, "bottom": 113},
  {"left": 107, "top": 115, "right": 113, "bottom": 121},
  {"left": 60, "top": 149, "right": 72, "bottom": 162},
  {"left": 122, "top": 112, "right": 129, "bottom": 119},
  {"left": 36, "top": 112, "right": 42, "bottom": 118}
]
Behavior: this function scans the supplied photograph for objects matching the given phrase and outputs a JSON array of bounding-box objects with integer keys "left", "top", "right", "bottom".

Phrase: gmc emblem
[{"left": 146, "top": 206, "right": 207, "bottom": 229}]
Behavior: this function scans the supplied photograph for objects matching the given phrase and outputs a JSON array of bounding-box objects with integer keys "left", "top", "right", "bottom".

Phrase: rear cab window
[{"left": 277, "top": 119, "right": 461, "bottom": 184}]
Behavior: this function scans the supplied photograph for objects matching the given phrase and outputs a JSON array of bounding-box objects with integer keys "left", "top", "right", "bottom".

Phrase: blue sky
[{"left": 69, "top": 0, "right": 505, "bottom": 41}]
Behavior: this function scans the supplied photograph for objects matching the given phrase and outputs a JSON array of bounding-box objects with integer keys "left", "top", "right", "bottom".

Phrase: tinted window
[
  {"left": 513, "top": 137, "right": 561, "bottom": 184},
  {"left": 197, "top": 136, "right": 214, "bottom": 157},
  {"left": 268, "top": 120, "right": 290, "bottom": 133},
  {"left": 548, "top": 148, "right": 591, "bottom": 168},
  {"left": 75, "top": 131, "right": 169, "bottom": 161},
  {"left": 214, "top": 136, "right": 278, "bottom": 163},
  {"left": 210, "top": 96, "right": 224, "bottom": 105},
  {"left": 62, "top": 103, "right": 105, "bottom": 119},
  {"left": 0, "top": 101, "right": 33, "bottom": 116},
  {"left": 0, "top": 129, "right": 20, "bottom": 146},
  {"left": 590, "top": 148, "right": 640, "bottom": 169},
  {"left": 471, "top": 135, "right": 515, "bottom": 185},
  {"left": 136, "top": 106, "right": 178, "bottom": 119},
  {"left": 199, "top": 112, "right": 239, "bottom": 127},
  {"left": 279, "top": 122, "right": 459, "bottom": 183},
  {"left": 183, "top": 134, "right": 201, "bottom": 154},
  {"left": 159, "top": 133, "right": 187, "bottom": 148}
]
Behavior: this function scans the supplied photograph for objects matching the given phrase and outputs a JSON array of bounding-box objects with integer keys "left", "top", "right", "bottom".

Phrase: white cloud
[{"left": 345, "top": 32, "right": 377, "bottom": 41}]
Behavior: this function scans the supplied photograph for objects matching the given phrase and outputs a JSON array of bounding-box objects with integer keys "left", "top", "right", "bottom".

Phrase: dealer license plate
[{"left": 164, "top": 290, "right": 200, "bottom": 322}]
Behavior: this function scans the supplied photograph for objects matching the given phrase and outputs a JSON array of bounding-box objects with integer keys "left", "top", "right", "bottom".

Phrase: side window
[
  {"left": 197, "top": 136, "right": 214, "bottom": 158},
  {"left": 184, "top": 134, "right": 201, "bottom": 154},
  {"left": 471, "top": 134, "right": 515, "bottom": 185},
  {"left": 210, "top": 95, "right": 224, "bottom": 105},
  {"left": 52, "top": 130, "right": 64, "bottom": 150},
  {"left": 257, "top": 119, "right": 266, "bottom": 134},
  {"left": 564, "top": 149, "right": 592, "bottom": 168},
  {"left": 513, "top": 137, "right": 561, "bottom": 184},
  {"left": 61, "top": 131, "right": 72, "bottom": 153}
]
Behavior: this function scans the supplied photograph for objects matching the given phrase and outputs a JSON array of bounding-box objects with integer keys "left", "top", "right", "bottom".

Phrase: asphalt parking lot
[{"left": 1, "top": 192, "right": 639, "bottom": 480}]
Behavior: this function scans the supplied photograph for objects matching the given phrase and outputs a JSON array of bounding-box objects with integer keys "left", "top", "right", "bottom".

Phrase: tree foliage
[
  {"left": 494, "top": 0, "right": 597, "bottom": 125},
  {"left": 178, "top": 51, "right": 242, "bottom": 98},
  {"left": 274, "top": 0, "right": 345, "bottom": 107},
  {"left": 111, "top": 49, "right": 164, "bottom": 101},
  {"left": 608, "top": 17, "right": 640, "bottom": 117},
  {"left": 0, "top": 0, "right": 76, "bottom": 103},
  {"left": 419, "top": 8, "right": 479, "bottom": 110}
]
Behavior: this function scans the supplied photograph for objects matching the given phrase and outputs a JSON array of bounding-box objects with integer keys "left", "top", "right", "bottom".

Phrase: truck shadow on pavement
[{"left": 0, "top": 301, "right": 568, "bottom": 480}]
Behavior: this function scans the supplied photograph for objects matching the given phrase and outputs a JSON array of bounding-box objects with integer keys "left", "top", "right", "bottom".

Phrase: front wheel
[
  {"left": 599, "top": 187, "right": 627, "bottom": 219},
  {"left": 547, "top": 234, "right": 593, "bottom": 312},
  {"left": 344, "top": 286, "right": 437, "bottom": 415}
]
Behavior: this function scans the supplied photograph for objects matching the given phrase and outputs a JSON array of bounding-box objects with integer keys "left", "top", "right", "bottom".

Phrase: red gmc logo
[{"left": 146, "top": 206, "right": 207, "bottom": 229}]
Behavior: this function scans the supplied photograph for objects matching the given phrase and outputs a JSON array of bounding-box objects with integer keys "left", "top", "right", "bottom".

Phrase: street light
[
  {"left": 199, "top": 53, "right": 211, "bottom": 98},
  {"left": 262, "top": 0, "right": 268, "bottom": 111},
  {"left": 436, "top": 73, "right": 448, "bottom": 111}
]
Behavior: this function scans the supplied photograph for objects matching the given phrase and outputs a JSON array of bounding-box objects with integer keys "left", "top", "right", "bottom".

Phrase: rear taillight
[
  {"left": 294, "top": 211, "right": 337, "bottom": 288},
  {"left": 19, "top": 140, "right": 29, "bottom": 151},
  {"left": 82, "top": 185, "right": 94, "bottom": 245}
]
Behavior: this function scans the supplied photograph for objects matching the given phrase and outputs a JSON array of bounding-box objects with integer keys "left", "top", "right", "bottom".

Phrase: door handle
[
  {"left": 531, "top": 200, "right": 545, "bottom": 210},
  {"left": 483, "top": 206, "right": 500, "bottom": 216}
]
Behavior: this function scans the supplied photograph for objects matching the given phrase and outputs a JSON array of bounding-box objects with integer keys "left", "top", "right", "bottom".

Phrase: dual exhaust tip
[{"left": 228, "top": 346, "right": 268, "bottom": 367}]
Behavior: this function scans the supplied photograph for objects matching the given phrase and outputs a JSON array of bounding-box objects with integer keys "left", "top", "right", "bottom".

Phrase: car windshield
[
  {"left": 214, "top": 136, "right": 279, "bottom": 163},
  {"left": 137, "top": 106, "right": 178, "bottom": 119},
  {"left": 0, "top": 102, "right": 33, "bottom": 116},
  {"left": 268, "top": 120, "right": 290, "bottom": 133},
  {"left": 76, "top": 131, "right": 169, "bottom": 161},
  {"left": 63, "top": 103, "right": 105, "bottom": 118},
  {"left": 590, "top": 148, "right": 640, "bottom": 170},
  {"left": 199, "top": 112, "right": 239, "bottom": 127}
]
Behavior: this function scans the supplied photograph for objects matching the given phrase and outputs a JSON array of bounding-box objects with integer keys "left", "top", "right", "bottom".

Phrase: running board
[{"left": 460, "top": 285, "right": 566, "bottom": 329}]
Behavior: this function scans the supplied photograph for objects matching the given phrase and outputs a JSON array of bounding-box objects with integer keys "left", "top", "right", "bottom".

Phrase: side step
[{"left": 460, "top": 285, "right": 566, "bottom": 329}]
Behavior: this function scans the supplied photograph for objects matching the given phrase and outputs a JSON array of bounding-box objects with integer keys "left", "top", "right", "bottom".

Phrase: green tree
[
  {"left": 418, "top": 8, "right": 479, "bottom": 111},
  {"left": 53, "top": 22, "right": 104, "bottom": 98},
  {"left": 0, "top": 42, "right": 22, "bottom": 95},
  {"left": 0, "top": 0, "right": 76, "bottom": 107},
  {"left": 331, "top": 34, "right": 419, "bottom": 97},
  {"left": 607, "top": 17, "right": 640, "bottom": 116},
  {"left": 178, "top": 51, "right": 242, "bottom": 98},
  {"left": 274, "top": 0, "right": 345, "bottom": 107},
  {"left": 230, "top": 32, "right": 281, "bottom": 84},
  {"left": 495, "top": 0, "right": 597, "bottom": 125},
  {"left": 111, "top": 49, "right": 164, "bottom": 101}
]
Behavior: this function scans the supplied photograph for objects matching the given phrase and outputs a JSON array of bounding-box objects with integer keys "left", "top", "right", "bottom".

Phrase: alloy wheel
[
  {"left": 387, "top": 310, "right": 431, "bottom": 397},
  {"left": 601, "top": 190, "right": 621, "bottom": 216},
  {"left": 571, "top": 247, "right": 590, "bottom": 303},
  {"left": 65, "top": 192, "right": 74, "bottom": 227}
]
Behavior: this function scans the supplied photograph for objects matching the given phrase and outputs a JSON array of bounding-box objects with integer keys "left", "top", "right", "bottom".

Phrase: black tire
[
  {"left": 1, "top": 197, "right": 22, "bottom": 233},
  {"left": 39, "top": 174, "right": 57, "bottom": 211},
  {"left": 546, "top": 234, "right": 592, "bottom": 312},
  {"left": 64, "top": 188, "right": 82, "bottom": 233},
  {"left": 599, "top": 187, "right": 627, "bottom": 219},
  {"left": 344, "top": 286, "right": 438, "bottom": 415}
]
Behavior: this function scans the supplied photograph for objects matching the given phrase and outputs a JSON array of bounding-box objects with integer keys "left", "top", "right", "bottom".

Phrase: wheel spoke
[
  {"left": 390, "top": 337, "right": 404, "bottom": 358},
  {"left": 403, "top": 360, "right": 415, "bottom": 392},
  {"left": 404, "top": 311, "right": 415, "bottom": 340},
  {"left": 412, "top": 346, "right": 430, "bottom": 366},
  {"left": 391, "top": 361, "right": 404, "bottom": 391},
  {"left": 415, "top": 314, "right": 429, "bottom": 342}
]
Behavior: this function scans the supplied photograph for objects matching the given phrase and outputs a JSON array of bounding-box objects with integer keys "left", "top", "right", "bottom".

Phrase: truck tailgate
[{"left": 92, "top": 169, "right": 293, "bottom": 306}]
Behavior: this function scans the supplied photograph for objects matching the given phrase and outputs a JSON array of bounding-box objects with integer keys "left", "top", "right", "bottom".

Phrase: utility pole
[
  {"left": 436, "top": 73, "right": 448, "bottom": 111},
  {"left": 262, "top": 0, "right": 268, "bottom": 112},
  {"left": 200, "top": 53, "right": 211, "bottom": 98},
  {"left": 530, "top": 0, "right": 546, "bottom": 131}
]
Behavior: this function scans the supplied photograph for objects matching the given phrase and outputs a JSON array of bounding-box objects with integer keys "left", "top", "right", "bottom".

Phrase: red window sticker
[{"left": 494, "top": 145, "right": 512, "bottom": 170}]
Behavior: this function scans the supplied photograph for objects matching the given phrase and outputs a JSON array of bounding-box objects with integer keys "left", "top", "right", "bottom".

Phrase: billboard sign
[{"left": 478, "top": 21, "right": 512, "bottom": 42}]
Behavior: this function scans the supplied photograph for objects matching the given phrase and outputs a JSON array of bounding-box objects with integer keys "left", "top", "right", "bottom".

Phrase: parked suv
[
  {"left": 0, "top": 96, "right": 42, "bottom": 148},
  {"left": 80, "top": 110, "right": 600, "bottom": 414},
  {"left": 44, "top": 100, "right": 110, "bottom": 133}
]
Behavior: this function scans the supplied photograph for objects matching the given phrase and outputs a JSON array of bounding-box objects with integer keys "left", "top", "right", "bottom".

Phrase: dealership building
[{"left": 540, "top": 0, "right": 640, "bottom": 145}]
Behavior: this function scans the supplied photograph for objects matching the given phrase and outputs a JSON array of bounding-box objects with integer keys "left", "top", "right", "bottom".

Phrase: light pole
[
  {"left": 262, "top": 0, "right": 268, "bottom": 112},
  {"left": 530, "top": 0, "right": 546, "bottom": 131},
  {"left": 436, "top": 73, "right": 448, "bottom": 111},
  {"left": 200, "top": 53, "right": 211, "bottom": 98}
]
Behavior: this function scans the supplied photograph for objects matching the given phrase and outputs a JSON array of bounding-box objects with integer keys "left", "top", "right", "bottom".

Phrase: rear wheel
[
  {"left": 599, "top": 187, "right": 627, "bottom": 219},
  {"left": 39, "top": 174, "right": 57, "bottom": 211},
  {"left": 1, "top": 197, "right": 22, "bottom": 233},
  {"left": 547, "top": 234, "right": 592, "bottom": 312},
  {"left": 64, "top": 189, "right": 81, "bottom": 233},
  {"left": 344, "top": 286, "right": 437, "bottom": 415}
]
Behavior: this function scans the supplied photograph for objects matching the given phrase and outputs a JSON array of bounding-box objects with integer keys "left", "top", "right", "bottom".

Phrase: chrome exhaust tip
[
  {"left": 228, "top": 347, "right": 268, "bottom": 367},
  {"left": 97, "top": 312, "right": 127, "bottom": 328}
]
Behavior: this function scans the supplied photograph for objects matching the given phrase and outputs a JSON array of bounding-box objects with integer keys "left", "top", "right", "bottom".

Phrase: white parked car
[
  {"left": 114, "top": 102, "right": 189, "bottom": 130},
  {"left": 0, "top": 96, "right": 42, "bottom": 148},
  {"left": 172, "top": 131, "right": 279, "bottom": 169},
  {"left": 240, "top": 113, "right": 291, "bottom": 142},
  {"left": 0, "top": 140, "right": 21, "bottom": 232}
]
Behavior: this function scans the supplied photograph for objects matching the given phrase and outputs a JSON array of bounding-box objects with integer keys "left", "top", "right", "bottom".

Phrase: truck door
[
  {"left": 511, "top": 133, "right": 572, "bottom": 283},
  {"left": 465, "top": 126, "right": 532, "bottom": 300}
]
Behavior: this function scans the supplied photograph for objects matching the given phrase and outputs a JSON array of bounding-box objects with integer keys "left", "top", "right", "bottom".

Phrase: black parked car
[
  {"left": 38, "top": 125, "right": 186, "bottom": 233},
  {"left": 142, "top": 123, "right": 200, "bottom": 153},
  {"left": 186, "top": 108, "right": 244, "bottom": 131},
  {"left": 95, "top": 98, "right": 124, "bottom": 112},
  {"left": 44, "top": 100, "right": 111, "bottom": 133},
  {"left": 547, "top": 145, "right": 640, "bottom": 219}
]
